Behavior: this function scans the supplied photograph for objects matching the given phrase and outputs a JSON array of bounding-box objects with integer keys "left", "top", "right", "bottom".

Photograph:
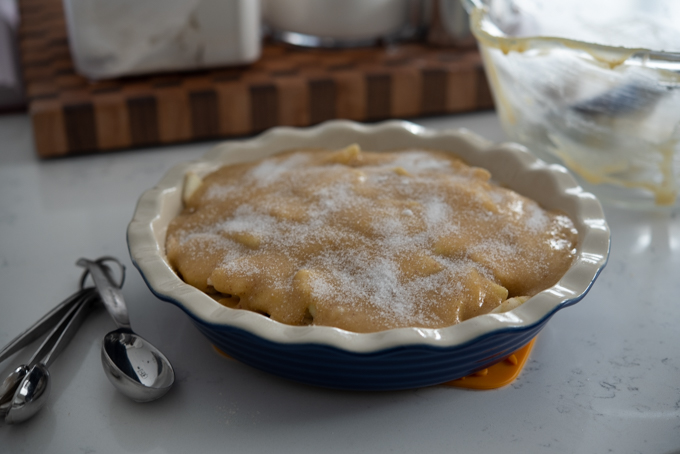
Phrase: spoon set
[{"left": 0, "top": 257, "right": 175, "bottom": 425}]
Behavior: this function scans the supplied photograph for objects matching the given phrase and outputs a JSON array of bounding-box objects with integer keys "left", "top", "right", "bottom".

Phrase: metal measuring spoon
[
  {"left": 0, "top": 366, "right": 29, "bottom": 419},
  {"left": 0, "top": 287, "right": 92, "bottom": 413},
  {"left": 3, "top": 288, "right": 98, "bottom": 424},
  {"left": 77, "top": 258, "right": 174, "bottom": 402}
]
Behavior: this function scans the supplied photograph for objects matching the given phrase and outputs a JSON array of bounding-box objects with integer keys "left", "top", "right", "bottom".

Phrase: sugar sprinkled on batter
[{"left": 166, "top": 146, "right": 577, "bottom": 332}]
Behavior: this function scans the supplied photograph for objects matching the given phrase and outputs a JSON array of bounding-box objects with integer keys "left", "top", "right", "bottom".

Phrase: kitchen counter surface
[{"left": 1, "top": 111, "right": 679, "bottom": 453}]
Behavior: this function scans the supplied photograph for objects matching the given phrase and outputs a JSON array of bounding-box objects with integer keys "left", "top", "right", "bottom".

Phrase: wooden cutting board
[{"left": 18, "top": 0, "right": 494, "bottom": 158}]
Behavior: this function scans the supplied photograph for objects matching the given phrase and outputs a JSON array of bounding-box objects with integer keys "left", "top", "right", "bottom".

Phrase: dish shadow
[{"left": 105, "top": 356, "right": 472, "bottom": 453}]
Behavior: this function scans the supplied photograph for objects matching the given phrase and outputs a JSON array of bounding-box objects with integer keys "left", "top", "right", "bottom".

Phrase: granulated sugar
[{"left": 166, "top": 147, "right": 578, "bottom": 332}]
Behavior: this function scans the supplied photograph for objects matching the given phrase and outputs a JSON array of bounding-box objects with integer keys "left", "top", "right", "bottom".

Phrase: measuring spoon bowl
[
  {"left": 4, "top": 364, "right": 50, "bottom": 425},
  {"left": 102, "top": 328, "right": 174, "bottom": 402},
  {"left": 0, "top": 365, "right": 29, "bottom": 420}
]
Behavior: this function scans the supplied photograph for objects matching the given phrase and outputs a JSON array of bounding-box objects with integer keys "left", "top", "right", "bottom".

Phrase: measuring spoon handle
[
  {"left": 77, "top": 258, "right": 131, "bottom": 330},
  {"left": 39, "top": 289, "right": 98, "bottom": 368},
  {"left": 26, "top": 288, "right": 98, "bottom": 369},
  {"left": 0, "top": 288, "right": 90, "bottom": 365}
]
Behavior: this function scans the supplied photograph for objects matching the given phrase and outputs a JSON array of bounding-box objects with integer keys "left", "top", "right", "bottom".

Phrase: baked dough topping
[{"left": 166, "top": 145, "right": 577, "bottom": 333}]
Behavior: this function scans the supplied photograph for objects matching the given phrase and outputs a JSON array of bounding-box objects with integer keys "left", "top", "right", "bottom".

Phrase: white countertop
[{"left": 1, "top": 111, "right": 678, "bottom": 453}]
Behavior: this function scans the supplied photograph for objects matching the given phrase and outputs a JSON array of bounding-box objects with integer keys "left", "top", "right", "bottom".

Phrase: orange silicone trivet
[{"left": 442, "top": 337, "right": 536, "bottom": 389}]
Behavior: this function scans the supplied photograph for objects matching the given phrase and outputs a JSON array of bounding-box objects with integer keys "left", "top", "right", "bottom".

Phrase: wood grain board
[{"left": 18, "top": 0, "right": 494, "bottom": 158}]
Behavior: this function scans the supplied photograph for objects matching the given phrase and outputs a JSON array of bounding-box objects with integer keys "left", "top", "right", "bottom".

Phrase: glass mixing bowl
[{"left": 465, "top": 0, "right": 680, "bottom": 208}]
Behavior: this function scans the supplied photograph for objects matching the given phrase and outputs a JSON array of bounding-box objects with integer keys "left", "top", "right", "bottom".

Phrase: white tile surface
[{"left": 1, "top": 112, "right": 679, "bottom": 453}]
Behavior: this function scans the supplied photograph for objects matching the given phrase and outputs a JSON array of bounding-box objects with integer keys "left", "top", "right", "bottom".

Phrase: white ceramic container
[
  {"left": 63, "top": 0, "right": 261, "bottom": 79},
  {"left": 262, "top": 0, "right": 415, "bottom": 47}
]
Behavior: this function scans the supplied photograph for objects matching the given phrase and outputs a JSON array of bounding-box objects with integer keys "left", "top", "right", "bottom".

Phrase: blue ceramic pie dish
[{"left": 127, "top": 120, "right": 610, "bottom": 390}]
